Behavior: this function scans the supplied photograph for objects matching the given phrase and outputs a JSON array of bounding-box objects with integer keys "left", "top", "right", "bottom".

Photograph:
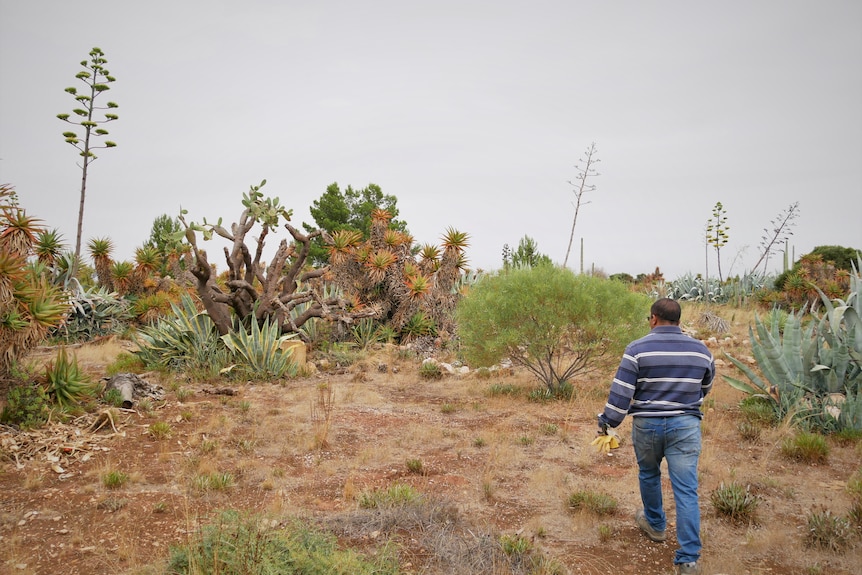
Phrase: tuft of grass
[
  {"left": 192, "top": 472, "right": 235, "bottom": 492},
  {"left": 540, "top": 423, "right": 558, "bottom": 436},
  {"left": 804, "top": 506, "right": 854, "bottom": 552},
  {"left": 781, "top": 431, "right": 829, "bottom": 464},
  {"left": 710, "top": 482, "right": 759, "bottom": 524},
  {"left": 406, "top": 458, "right": 424, "bottom": 475},
  {"left": 475, "top": 367, "right": 492, "bottom": 380},
  {"left": 102, "top": 469, "right": 129, "bottom": 489},
  {"left": 739, "top": 396, "right": 778, "bottom": 426},
  {"left": 175, "top": 387, "right": 193, "bottom": 402},
  {"left": 440, "top": 403, "right": 456, "bottom": 414},
  {"left": 597, "top": 524, "right": 614, "bottom": 542},
  {"left": 103, "top": 387, "right": 125, "bottom": 408},
  {"left": 148, "top": 421, "right": 173, "bottom": 440},
  {"left": 166, "top": 510, "right": 399, "bottom": 575},
  {"left": 105, "top": 352, "right": 145, "bottom": 376},
  {"left": 473, "top": 437, "right": 487, "bottom": 448},
  {"left": 567, "top": 489, "right": 618, "bottom": 516},
  {"left": 487, "top": 383, "right": 522, "bottom": 397},
  {"left": 358, "top": 483, "right": 423, "bottom": 509},
  {"left": 137, "top": 397, "right": 154, "bottom": 415},
  {"left": 737, "top": 420, "right": 761, "bottom": 442},
  {"left": 499, "top": 533, "right": 532, "bottom": 556},
  {"left": 97, "top": 497, "right": 129, "bottom": 511},
  {"left": 419, "top": 361, "right": 443, "bottom": 380},
  {"left": 518, "top": 435, "right": 534, "bottom": 447}
]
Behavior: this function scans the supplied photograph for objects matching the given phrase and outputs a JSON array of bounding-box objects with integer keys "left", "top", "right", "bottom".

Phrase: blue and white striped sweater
[{"left": 600, "top": 326, "right": 715, "bottom": 428}]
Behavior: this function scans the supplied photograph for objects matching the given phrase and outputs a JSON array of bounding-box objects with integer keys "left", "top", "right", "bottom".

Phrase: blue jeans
[{"left": 632, "top": 415, "right": 702, "bottom": 565}]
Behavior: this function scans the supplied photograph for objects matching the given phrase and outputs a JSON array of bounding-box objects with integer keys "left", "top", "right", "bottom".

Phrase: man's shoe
[
  {"left": 635, "top": 509, "right": 667, "bottom": 542},
  {"left": 677, "top": 562, "right": 700, "bottom": 574}
]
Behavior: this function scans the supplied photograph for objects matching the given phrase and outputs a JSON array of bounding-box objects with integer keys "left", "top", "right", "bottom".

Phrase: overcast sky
[{"left": 2, "top": 1, "right": 860, "bottom": 279}]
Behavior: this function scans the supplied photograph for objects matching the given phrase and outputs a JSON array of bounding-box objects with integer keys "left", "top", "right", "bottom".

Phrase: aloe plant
[
  {"left": 45, "top": 347, "right": 96, "bottom": 408},
  {"left": 221, "top": 316, "right": 298, "bottom": 378}
]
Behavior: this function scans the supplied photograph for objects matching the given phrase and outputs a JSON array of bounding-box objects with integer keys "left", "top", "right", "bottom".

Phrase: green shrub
[
  {"left": 456, "top": 267, "right": 650, "bottom": 394},
  {"left": 0, "top": 384, "right": 49, "bottom": 429},
  {"left": 400, "top": 311, "right": 437, "bottom": 343},
  {"left": 567, "top": 490, "right": 618, "bottom": 516},
  {"left": 710, "top": 482, "right": 759, "bottom": 524}
]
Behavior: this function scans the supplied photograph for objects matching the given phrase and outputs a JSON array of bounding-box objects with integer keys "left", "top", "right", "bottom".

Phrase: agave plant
[
  {"left": 814, "top": 254, "right": 862, "bottom": 371},
  {"left": 221, "top": 316, "right": 298, "bottom": 378},
  {"left": 134, "top": 293, "right": 226, "bottom": 371},
  {"left": 724, "top": 310, "right": 815, "bottom": 409},
  {"left": 726, "top": 299, "right": 862, "bottom": 430},
  {"left": 54, "top": 284, "right": 132, "bottom": 342}
]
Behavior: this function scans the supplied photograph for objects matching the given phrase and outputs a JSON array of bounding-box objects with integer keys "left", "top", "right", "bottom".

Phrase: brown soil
[{"left": 2, "top": 325, "right": 861, "bottom": 575}]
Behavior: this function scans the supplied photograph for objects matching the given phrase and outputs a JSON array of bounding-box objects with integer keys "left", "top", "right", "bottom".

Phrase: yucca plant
[
  {"left": 45, "top": 347, "right": 96, "bottom": 408},
  {"left": 221, "top": 316, "right": 298, "bottom": 378}
]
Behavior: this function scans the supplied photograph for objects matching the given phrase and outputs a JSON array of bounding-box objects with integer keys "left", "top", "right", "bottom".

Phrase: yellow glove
[{"left": 590, "top": 429, "right": 620, "bottom": 454}]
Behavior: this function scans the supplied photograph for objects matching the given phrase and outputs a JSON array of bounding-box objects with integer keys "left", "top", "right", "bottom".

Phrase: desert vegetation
[{"left": 2, "top": 175, "right": 862, "bottom": 573}]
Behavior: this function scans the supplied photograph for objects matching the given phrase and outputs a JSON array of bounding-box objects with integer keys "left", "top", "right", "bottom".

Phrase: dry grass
[{"left": 3, "top": 304, "right": 862, "bottom": 574}]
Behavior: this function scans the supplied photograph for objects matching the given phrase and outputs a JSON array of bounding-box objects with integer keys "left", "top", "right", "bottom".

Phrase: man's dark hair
[{"left": 651, "top": 298, "right": 681, "bottom": 323}]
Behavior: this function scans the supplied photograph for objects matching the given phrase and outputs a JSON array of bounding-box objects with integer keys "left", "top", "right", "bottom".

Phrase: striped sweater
[{"left": 599, "top": 325, "right": 715, "bottom": 429}]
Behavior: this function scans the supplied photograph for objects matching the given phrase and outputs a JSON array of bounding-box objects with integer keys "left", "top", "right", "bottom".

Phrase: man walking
[{"left": 597, "top": 298, "right": 715, "bottom": 575}]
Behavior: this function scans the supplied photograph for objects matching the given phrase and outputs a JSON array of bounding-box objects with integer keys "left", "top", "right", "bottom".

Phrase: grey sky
[{"left": 2, "top": 1, "right": 860, "bottom": 279}]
